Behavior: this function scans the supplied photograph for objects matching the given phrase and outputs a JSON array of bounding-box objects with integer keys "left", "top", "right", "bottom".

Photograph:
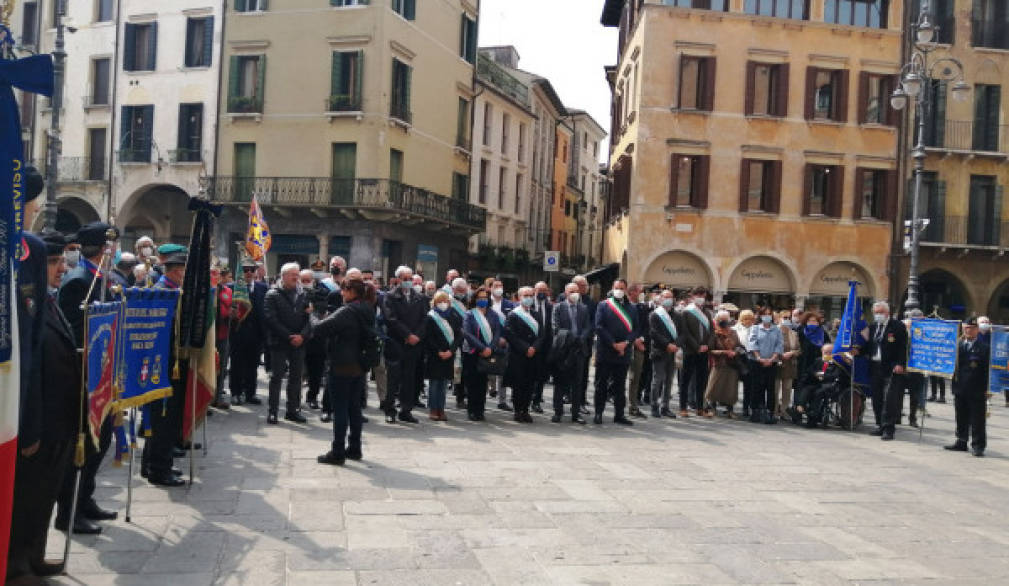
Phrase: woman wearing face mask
[
  {"left": 747, "top": 306, "right": 784, "bottom": 423},
  {"left": 504, "top": 287, "right": 547, "bottom": 423},
  {"left": 422, "top": 291, "right": 461, "bottom": 421},
  {"left": 461, "top": 287, "right": 505, "bottom": 421},
  {"left": 775, "top": 310, "right": 801, "bottom": 419},
  {"left": 798, "top": 312, "right": 831, "bottom": 389},
  {"left": 734, "top": 310, "right": 756, "bottom": 417},
  {"left": 704, "top": 310, "right": 746, "bottom": 417}
]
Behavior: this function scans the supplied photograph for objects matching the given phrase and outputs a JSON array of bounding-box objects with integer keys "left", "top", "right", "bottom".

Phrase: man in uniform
[
  {"left": 230, "top": 259, "right": 268, "bottom": 405},
  {"left": 56, "top": 222, "right": 119, "bottom": 532},
  {"left": 945, "top": 317, "right": 990, "bottom": 457}
]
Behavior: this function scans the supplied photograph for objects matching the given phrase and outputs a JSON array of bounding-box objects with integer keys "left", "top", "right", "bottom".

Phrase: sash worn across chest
[
  {"left": 428, "top": 309, "right": 454, "bottom": 344},
  {"left": 451, "top": 298, "right": 467, "bottom": 320},
  {"left": 513, "top": 308, "right": 539, "bottom": 336},
  {"left": 687, "top": 305, "right": 709, "bottom": 333},
  {"left": 655, "top": 306, "right": 677, "bottom": 340},
  {"left": 605, "top": 298, "right": 633, "bottom": 333},
  {"left": 471, "top": 309, "right": 493, "bottom": 345}
]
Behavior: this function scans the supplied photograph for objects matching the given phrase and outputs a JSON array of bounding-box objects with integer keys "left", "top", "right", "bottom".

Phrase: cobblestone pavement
[{"left": 47, "top": 378, "right": 1009, "bottom": 585}]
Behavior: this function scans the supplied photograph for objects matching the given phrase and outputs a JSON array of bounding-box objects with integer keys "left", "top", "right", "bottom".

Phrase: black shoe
[
  {"left": 881, "top": 432, "right": 894, "bottom": 441},
  {"left": 630, "top": 409, "right": 647, "bottom": 419},
  {"left": 651, "top": 409, "right": 661, "bottom": 418},
  {"left": 531, "top": 402, "right": 544, "bottom": 414},
  {"left": 749, "top": 409, "right": 762, "bottom": 423},
  {"left": 972, "top": 447, "right": 985, "bottom": 457},
  {"left": 285, "top": 411, "right": 308, "bottom": 424},
  {"left": 572, "top": 416, "right": 586, "bottom": 425},
  {"left": 30, "top": 559, "right": 66, "bottom": 577},
  {"left": 82, "top": 502, "right": 118, "bottom": 521},
  {"left": 346, "top": 449, "right": 363, "bottom": 461},
  {"left": 320, "top": 412, "right": 332, "bottom": 423},
  {"left": 468, "top": 413, "right": 479, "bottom": 421},
  {"left": 551, "top": 414, "right": 562, "bottom": 423},
  {"left": 456, "top": 399, "right": 466, "bottom": 409},
  {"left": 307, "top": 400, "right": 320, "bottom": 410},
  {"left": 513, "top": 413, "right": 523, "bottom": 423},
  {"left": 522, "top": 411, "right": 534, "bottom": 423},
  {"left": 944, "top": 442, "right": 968, "bottom": 452},
  {"left": 416, "top": 401, "right": 427, "bottom": 409},
  {"left": 317, "top": 452, "right": 345, "bottom": 466},
  {"left": 937, "top": 397, "right": 946, "bottom": 404},
  {"left": 232, "top": 395, "right": 244, "bottom": 406},
  {"left": 927, "top": 396, "right": 936, "bottom": 402},
  {"left": 869, "top": 428, "right": 884, "bottom": 437},
  {"left": 909, "top": 418, "right": 919, "bottom": 428},
  {"left": 54, "top": 516, "right": 102, "bottom": 535},
  {"left": 489, "top": 389, "right": 497, "bottom": 398},
  {"left": 149, "top": 473, "right": 187, "bottom": 487},
  {"left": 245, "top": 396, "right": 263, "bottom": 405},
  {"left": 614, "top": 417, "right": 634, "bottom": 426},
  {"left": 593, "top": 413, "right": 603, "bottom": 424},
  {"left": 660, "top": 408, "right": 676, "bottom": 419},
  {"left": 398, "top": 412, "right": 419, "bottom": 424},
  {"left": 579, "top": 406, "right": 590, "bottom": 415},
  {"left": 267, "top": 413, "right": 278, "bottom": 424},
  {"left": 498, "top": 402, "right": 513, "bottom": 412},
  {"left": 742, "top": 407, "right": 750, "bottom": 418}
]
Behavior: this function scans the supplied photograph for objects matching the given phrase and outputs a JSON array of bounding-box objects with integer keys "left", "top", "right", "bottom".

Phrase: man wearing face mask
[
  {"left": 319, "top": 255, "right": 347, "bottom": 313},
  {"left": 488, "top": 280, "right": 514, "bottom": 410},
  {"left": 625, "top": 283, "right": 651, "bottom": 419},
  {"left": 572, "top": 275, "right": 597, "bottom": 414},
  {"left": 263, "top": 263, "right": 312, "bottom": 425},
  {"left": 679, "top": 287, "right": 714, "bottom": 417},
  {"left": 135, "top": 235, "right": 156, "bottom": 265},
  {"left": 230, "top": 259, "right": 269, "bottom": 406},
  {"left": 856, "top": 301, "right": 908, "bottom": 441},
  {"left": 504, "top": 287, "right": 547, "bottom": 422},
  {"left": 977, "top": 316, "right": 992, "bottom": 346},
  {"left": 381, "top": 265, "right": 428, "bottom": 423},
  {"left": 648, "top": 289, "right": 681, "bottom": 418},
  {"left": 945, "top": 317, "right": 990, "bottom": 457},
  {"left": 530, "top": 281, "right": 553, "bottom": 413},
  {"left": 593, "top": 279, "right": 637, "bottom": 425},
  {"left": 63, "top": 240, "right": 81, "bottom": 269},
  {"left": 551, "top": 282, "right": 591, "bottom": 423},
  {"left": 424, "top": 281, "right": 437, "bottom": 298}
]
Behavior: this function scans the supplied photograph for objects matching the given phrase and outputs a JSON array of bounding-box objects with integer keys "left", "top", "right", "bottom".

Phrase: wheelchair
[{"left": 811, "top": 381, "right": 866, "bottom": 431}]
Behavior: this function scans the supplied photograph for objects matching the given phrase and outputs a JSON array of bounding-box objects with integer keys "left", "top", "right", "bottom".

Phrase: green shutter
[
  {"left": 994, "top": 185, "right": 1004, "bottom": 245},
  {"left": 228, "top": 55, "right": 240, "bottom": 111},
  {"left": 404, "top": 63, "right": 412, "bottom": 115},
  {"left": 934, "top": 80, "right": 946, "bottom": 146},
  {"left": 405, "top": 0, "right": 416, "bottom": 20},
  {"left": 120, "top": 105, "right": 132, "bottom": 154},
  {"left": 330, "top": 51, "right": 343, "bottom": 99},
  {"left": 932, "top": 180, "right": 946, "bottom": 242},
  {"left": 202, "top": 17, "right": 214, "bottom": 67},
  {"left": 353, "top": 51, "right": 364, "bottom": 109},
  {"left": 256, "top": 55, "right": 266, "bottom": 107},
  {"left": 123, "top": 23, "right": 136, "bottom": 70},
  {"left": 235, "top": 0, "right": 247, "bottom": 11},
  {"left": 148, "top": 22, "right": 158, "bottom": 70}
]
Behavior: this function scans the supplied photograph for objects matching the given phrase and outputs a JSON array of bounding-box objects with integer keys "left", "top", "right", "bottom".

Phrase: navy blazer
[
  {"left": 953, "top": 338, "right": 990, "bottom": 398},
  {"left": 553, "top": 300, "right": 591, "bottom": 347},
  {"left": 462, "top": 309, "right": 504, "bottom": 355},
  {"left": 594, "top": 297, "right": 636, "bottom": 365},
  {"left": 504, "top": 308, "right": 547, "bottom": 356},
  {"left": 17, "top": 233, "right": 47, "bottom": 447}
]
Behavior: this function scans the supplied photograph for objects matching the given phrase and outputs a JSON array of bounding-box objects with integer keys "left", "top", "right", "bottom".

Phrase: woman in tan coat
[
  {"left": 705, "top": 310, "right": 746, "bottom": 417},
  {"left": 775, "top": 310, "right": 801, "bottom": 418}
]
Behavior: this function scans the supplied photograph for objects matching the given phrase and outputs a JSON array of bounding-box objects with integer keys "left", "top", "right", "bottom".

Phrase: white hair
[
  {"left": 329, "top": 256, "right": 346, "bottom": 267},
  {"left": 872, "top": 301, "right": 890, "bottom": 314},
  {"left": 564, "top": 282, "right": 579, "bottom": 293},
  {"left": 395, "top": 265, "right": 412, "bottom": 278},
  {"left": 132, "top": 265, "right": 147, "bottom": 279},
  {"left": 518, "top": 286, "right": 534, "bottom": 296},
  {"left": 424, "top": 280, "right": 436, "bottom": 288},
  {"left": 715, "top": 310, "right": 731, "bottom": 322},
  {"left": 346, "top": 268, "right": 362, "bottom": 280},
  {"left": 299, "top": 269, "right": 314, "bottom": 279},
  {"left": 281, "top": 262, "right": 301, "bottom": 276},
  {"left": 573, "top": 275, "right": 587, "bottom": 285},
  {"left": 451, "top": 277, "right": 468, "bottom": 290}
]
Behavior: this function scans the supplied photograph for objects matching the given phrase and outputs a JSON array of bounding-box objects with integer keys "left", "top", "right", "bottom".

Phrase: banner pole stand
[
  {"left": 61, "top": 468, "right": 82, "bottom": 572},
  {"left": 189, "top": 356, "right": 197, "bottom": 486},
  {"left": 125, "top": 408, "right": 135, "bottom": 523},
  {"left": 202, "top": 409, "right": 208, "bottom": 458}
]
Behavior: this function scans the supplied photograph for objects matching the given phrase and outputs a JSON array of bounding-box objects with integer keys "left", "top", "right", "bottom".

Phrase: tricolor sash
[
  {"left": 428, "top": 309, "right": 454, "bottom": 345},
  {"left": 471, "top": 309, "right": 493, "bottom": 345},
  {"left": 654, "top": 306, "right": 678, "bottom": 340},
  {"left": 687, "top": 304, "right": 709, "bottom": 333},
  {"left": 513, "top": 308, "right": 539, "bottom": 336},
  {"left": 605, "top": 298, "right": 634, "bottom": 333}
]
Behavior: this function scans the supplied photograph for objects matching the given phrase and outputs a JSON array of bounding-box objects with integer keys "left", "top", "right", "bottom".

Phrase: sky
[{"left": 477, "top": 0, "right": 618, "bottom": 163}]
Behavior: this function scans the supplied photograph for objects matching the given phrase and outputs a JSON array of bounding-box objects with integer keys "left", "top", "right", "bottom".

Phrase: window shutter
[
  {"left": 354, "top": 51, "right": 364, "bottom": 108},
  {"left": 405, "top": 0, "right": 416, "bottom": 20},
  {"left": 774, "top": 64, "right": 789, "bottom": 117},
  {"left": 202, "top": 17, "right": 214, "bottom": 67},
  {"left": 934, "top": 180, "right": 946, "bottom": 241},
  {"left": 934, "top": 80, "right": 947, "bottom": 145},
  {"left": 119, "top": 105, "right": 132, "bottom": 152},
  {"left": 331, "top": 52, "right": 343, "bottom": 98},
  {"left": 768, "top": 160, "right": 782, "bottom": 214},
  {"left": 693, "top": 155, "right": 710, "bottom": 209},
  {"left": 228, "top": 55, "right": 240, "bottom": 100},
  {"left": 738, "top": 159, "right": 750, "bottom": 212},
  {"left": 702, "top": 57, "right": 716, "bottom": 111},
  {"left": 667, "top": 153, "right": 679, "bottom": 207},
  {"left": 123, "top": 23, "right": 136, "bottom": 71},
  {"left": 256, "top": 55, "right": 266, "bottom": 104},
  {"left": 235, "top": 0, "right": 247, "bottom": 11},
  {"left": 261, "top": 0, "right": 269, "bottom": 10},
  {"left": 147, "top": 22, "right": 158, "bottom": 70},
  {"left": 141, "top": 105, "right": 154, "bottom": 161},
  {"left": 828, "top": 165, "right": 844, "bottom": 218},
  {"left": 459, "top": 15, "right": 466, "bottom": 58},
  {"left": 404, "top": 63, "right": 412, "bottom": 114},
  {"left": 804, "top": 66, "right": 817, "bottom": 120},
  {"left": 884, "top": 169, "right": 898, "bottom": 221},
  {"left": 744, "top": 61, "right": 756, "bottom": 115},
  {"left": 835, "top": 69, "right": 849, "bottom": 123},
  {"left": 971, "top": 0, "right": 983, "bottom": 46},
  {"left": 852, "top": 167, "right": 865, "bottom": 219},
  {"left": 857, "top": 72, "right": 869, "bottom": 124},
  {"left": 995, "top": 185, "right": 1004, "bottom": 246},
  {"left": 802, "top": 164, "right": 813, "bottom": 216},
  {"left": 177, "top": 104, "right": 186, "bottom": 151}
]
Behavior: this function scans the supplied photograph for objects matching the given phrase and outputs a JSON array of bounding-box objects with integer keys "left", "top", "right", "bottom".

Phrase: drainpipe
[
  {"left": 210, "top": 0, "right": 229, "bottom": 256},
  {"left": 106, "top": 0, "right": 123, "bottom": 224}
]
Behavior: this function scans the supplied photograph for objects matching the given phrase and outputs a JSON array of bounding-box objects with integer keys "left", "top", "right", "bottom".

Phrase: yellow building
[
  {"left": 551, "top": 122, "right": 577, "bottom": 267},
  {"left": 209, "top": 0, "right": 484, "bottom": 278},
  {"left": 601, "top": 0, "right": 904, "bottom": 317},
  {"left": 892, "top": 0, "right": 1009, "bottom": 321}
]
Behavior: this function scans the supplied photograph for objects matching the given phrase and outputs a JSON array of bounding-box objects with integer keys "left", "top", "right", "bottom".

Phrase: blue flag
[{"left": 832, "top": 280, "right": 870, "bottom": 390}]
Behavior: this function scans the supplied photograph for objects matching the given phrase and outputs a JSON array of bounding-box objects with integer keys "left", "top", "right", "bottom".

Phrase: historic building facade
[{"left": 601, "top": 0, "right": 904, "bottom": 318}]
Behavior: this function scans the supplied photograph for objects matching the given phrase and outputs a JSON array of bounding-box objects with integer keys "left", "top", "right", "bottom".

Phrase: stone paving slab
[{"left": 40, "top": 376, "right": 1009, "bottom": 585}]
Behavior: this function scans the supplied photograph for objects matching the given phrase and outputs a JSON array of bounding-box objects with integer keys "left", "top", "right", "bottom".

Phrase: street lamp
[
  {"left": 889, "top": 1, "right": 969, "bottom": 316},
  {"left": 42, "top": 0, "right": 68, "bottom": 230}
]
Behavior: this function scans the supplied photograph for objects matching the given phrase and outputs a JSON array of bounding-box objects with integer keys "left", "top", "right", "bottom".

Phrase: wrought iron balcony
[
  {"left": 203, "top": 176, "right": 486, "bottom": 233},
  {"left": 227, "top": 95, "right": 264, "bottom": 114},
  {"left": 390, "top": 104, "right": 412, "bottom": 125},
  {"left": 922, "top": 120, "right": 1009, "bottom": 154},
  {"left": 169, "top": 148, "right": 202, "bottom": 163},
  {"left": 921, "top": 215, "right": 1009, "bottom": 249},
  {"left": 477, "top": 53, "right": 529, "bottom": 106},
  {"left": 326, "top": 94, "right": 361, "bottom": 112}
]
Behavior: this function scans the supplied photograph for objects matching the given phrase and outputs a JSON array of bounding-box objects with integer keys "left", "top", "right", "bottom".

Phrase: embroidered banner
[
  {"left": 118, "top": 288, "right": 179, "bottom": 409},
  {"left": 989, "top": 326, "right": 1009, "bottom": 394},
  {"left": 907, "top": 318, "right": 959, "bottom": 379},
  {"left": 86, "top": 302, "right": 120, "bottom": 447}
]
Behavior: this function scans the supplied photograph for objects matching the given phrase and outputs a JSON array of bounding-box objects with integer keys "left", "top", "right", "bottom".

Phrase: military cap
[
  {"left": 162, "top": 252, "right": 188, "bottom": 267},
  {"left": 963, "top": 316, "right": 979, "bottom": 326},
  {"left": 40, "top": 229, "right": 67, "bottom": 257},
  {"left": 23, "top": 165, "right": 45, "bottom": 202},
  {"left": 240, "top": 257, "right": 257, "bottom": 269},
  {"left": 157, "top": 243, "right": 187, "bottom": 256},
  {"left": 74, "top": 222, "right": 119, "bottom": 246}
]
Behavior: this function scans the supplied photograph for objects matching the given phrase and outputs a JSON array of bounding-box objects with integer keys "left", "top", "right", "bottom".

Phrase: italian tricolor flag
[{"left": 1, "top": 271, "right": 21, "bottom": 580}]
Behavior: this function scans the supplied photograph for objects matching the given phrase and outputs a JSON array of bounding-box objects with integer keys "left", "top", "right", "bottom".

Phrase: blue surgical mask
[
  {"left": 521, "top": 297, "right": 534, "bottom": 307},
  {"left": 661, "top": 298, "right": 674, "bottom": 309},
  {"left": 536, "top": 292, "right": 547, "bottom": 301},
  {"left": 761, "top": 315, "right": 773, "bottom": 325},
  {"left": 873, "top": 313, "right": 886, "bottom": 324},
  {"left": 401, "top": 280, "right": 412, "bottom": 289},
  {"left": 475, "top": 299, "right": 489, "bottom": 309}
]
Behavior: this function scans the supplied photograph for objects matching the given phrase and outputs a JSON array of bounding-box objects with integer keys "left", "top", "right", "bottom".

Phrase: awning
[{"left": 584, "top": 263, "right": 619, "bottom": 283}]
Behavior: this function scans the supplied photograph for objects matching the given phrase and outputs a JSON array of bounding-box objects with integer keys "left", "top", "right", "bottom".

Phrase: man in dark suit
[
  {"left": 263, "top": 262, "right": 312, "bottom": 424},
  {"left": 531, "top": 281, "right": 553, "bottom": 413},
  {"left": 573, "top": 275, "right": 597, "bottom": 415},
  {"left": 382, "top": 265, "right": 428, "bottom": 424},
  {"left": 230, "top": 258, "right": 268, "bottom": 405},
  {"left": 504, "top": 287, "right": 548, "bottom": 423},
  {"left": 945, "top": 317, "right": 990, "bottom": 457},
  {"left": 593, "top": 279, "right": 636, "bottom": 425},
  {"left": 626, "top": 283, "right": 651, "bottom": 418},
  {"left": 679, "top": 286, "right": 713, "bottom": 417},
  {"left": 860, "top": 301, "right": 908, "bottom": 441},
  {"left": 551, "top": 282, "right": 590, "bottom": 423},
  {"left": 9, "top": 230, "right": 81, "bottom": 576},
  {"left": 648, "top": 289, "right": 681, "bottom": 418},
  {"left": 56, "top": 222, "right": 120, "bottom": 530}
]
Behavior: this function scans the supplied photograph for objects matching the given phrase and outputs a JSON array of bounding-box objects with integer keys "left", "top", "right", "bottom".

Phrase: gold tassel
[{"left": 74, "top": 433, "right": 86, "bottom": 468}]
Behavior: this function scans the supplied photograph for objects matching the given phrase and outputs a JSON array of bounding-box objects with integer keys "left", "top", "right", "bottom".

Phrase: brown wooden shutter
[
  {"left": 768, "top": 160, "right": 782, "bottom": 214},
  {"left": 857, "top": 72, "right": 869, "bottom": 124},
  {"left": 744, "top": 61, "right": 756, "bottom": 116},
  {"left": 836, "top": 69, "right": 850, "bottom": 123},
  {"left": 802, "top": 164, "right": 813, "bottom": 216},
  {"left": 693, "top": 155, "right": 710, "bottom": 209},
  {"left": 884, "top": 169, "right": 899, "bottom": 221},
  {"left": 702, "top": 57, "right": 717, "bottom": 111},
  {"left": 804, "top": 66, "right": 817, "bottom": 120},
  {"left": 739, "top": 158, "right": 751, "bottom": 212},
  {"left": 774, "top": 64, "right": 789, "bottom": 117},
  {"left": 676, "top": 55, "right": 685, "bottom": 109},
  {"left": 667, "top": 153, "right": 679, "bottom": 207},
  {"left": 853, "top": 167, "right": 865, "bottom": 220},
  {"left": 828, "top": 165, "right": 845, "bottom": 218}
]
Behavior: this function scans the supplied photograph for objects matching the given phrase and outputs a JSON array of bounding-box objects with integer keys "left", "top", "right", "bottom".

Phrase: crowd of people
[{"left": 7, "top": 171, "right": 997, "bottom": 583}]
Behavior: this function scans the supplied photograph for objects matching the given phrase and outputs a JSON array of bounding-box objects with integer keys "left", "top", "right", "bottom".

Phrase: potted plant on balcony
[
  {"left": 328, "top": 94, "right": 355, "bottom": 112},
  {"left": 229, "top": 95, "right": 260, "bottom": 113}
]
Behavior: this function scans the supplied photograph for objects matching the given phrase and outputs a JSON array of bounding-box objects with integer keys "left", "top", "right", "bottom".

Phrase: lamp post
[
  {"left": 889, "top": 1, "right": 970, "bottom": 316},
  {"left": 42, "top": 0, "right": 67, "bottom": 230}
]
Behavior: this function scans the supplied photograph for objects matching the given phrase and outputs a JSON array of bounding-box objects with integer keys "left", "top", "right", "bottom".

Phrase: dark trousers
[
  {"left": 742, "top": 362, "right": 755, "bottom": 411},
  {"left": 305, "top": 349, "right": 327, "bottom": 404},
  {"left": 230, "top": 339, "right": 262, "bottom": 399},
  {"left": 328, "top": 373, "right": 364, "bottom": 456},
  {"left": 462, "top": 353, "right": 488, "bottom": 416},
  {"left": 8, "top": 439, "right": 72, "bottom": 578},
  {"left": 870, "top": 363, "right": 902, "bottom": 433},
  {"left": 751, "top": 364, "right": 777, "bottom": 411},
  {"left": 511, "top": 355, "right": 536, "bottom": 414},
  {"left": 930, "top": 376, "right": 946, "bottom": 399},
  {"left": 215, "top": 337, "right": 230, "bottom": 403},
  {"left": 954, "top": 392, "right": 986, "bottom": 450},
  {"left": 553, "top": 354, "right": 586, "bottom": 417},
  {"left": 577, "top": 337, "right": 593, "bottom": 399},
  {"left": 638, "top": 354, "right": 653, "bottom": 400},
  {"left": 268, "top": 345, "right": 305, "bottom": 414},
  {"left": 594, "top": 360, "right": 629, "bottom": 418},
  {"left": 59, "top": 415, "right": 112, "bottom": 519},
  {"left": 680, "top": 352, "right": 709, "bottom": 410},
  {"left": 383, "top": 344, "right": 420, "bottom": 415},
  {"left": 138, "top": 378, "right": 184, "bottom": 478}
]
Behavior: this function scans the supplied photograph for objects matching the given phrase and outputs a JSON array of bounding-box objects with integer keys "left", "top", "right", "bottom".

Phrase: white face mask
[
  {"left": 612, "top": 289, "right": 625, "bottom": 299},
  {"left": 436, "top": 302, "right": 450, "bottom": 312},
  {"left": 781, "top": 319, "right": 792, "bottom": 327},
  {"left": 65, "top": 250, "right": 80, "bottom": 265},
  {"left": 521, "top": 296, "right": 535, "bottom": 307},
  {"left": 140, "top": 246, "right": 153, "bottom": 258},
  {"left": 492, "top": 287, "right": 503, "bottom": 298},
  {"left": 761, "top": 315, "right": 773, "bottom": 325},
  {"left": 568, "top": 292, "right": 580, "bottom": 304},
  {"left": 873, "top": 313, "right": 887, "bottom": 324},
  {"left": 694, "top": 297, "right": 705, "bottom": 307},
  {"left": 661, "top": 298, "right": 674, "bottom": 309},
  {"left": 413, "top": 284, "right": 423, "bottom": 294},
  {"left": 980, "top": 322, "right": 992, "bottom": 332}
]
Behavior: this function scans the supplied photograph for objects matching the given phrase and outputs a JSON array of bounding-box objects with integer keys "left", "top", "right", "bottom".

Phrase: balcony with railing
[
  {"left": 390, "top": 104, "right": 412, "bottom": 126},
  {"left": 169, "top": 148, "right": 203, "bottom": 163},
  {"left": 203, "top": 176, "right": 486, "bottom": 233},
  {"left": 921, "top": 215, "right": 1009, "bottom": 249},
  {"left": 922, "top": 120, "right": 1009, "bottom": 155},
  {"left": 227, "top": 95, "right": 264, "bottom": 114},
  {"left": 477, "top": 53, "right": 529, "bottom": 106},
  {"left": 326, "top": 95, "right": 361, "bottom": 113}
]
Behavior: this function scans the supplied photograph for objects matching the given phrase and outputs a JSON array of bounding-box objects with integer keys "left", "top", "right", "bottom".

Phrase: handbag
[{"left": 477, "top": 352, "right": 509, "bottom": 375}]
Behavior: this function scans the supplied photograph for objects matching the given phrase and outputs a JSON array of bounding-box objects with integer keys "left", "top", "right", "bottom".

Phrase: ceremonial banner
[
  {"left": 245, "top": 196, "right": 271, "bottom": 261},
  {"left": 907, "top": 318, "right": 959, "bottom": 379},
  {"left": 183, "top": 287, "right": 216, "bottom": 441},
  {"left": 988, "top": 325, "right": 1009, "bottom": 394},
  {"left": 118, "top": 288, "right": 180, "bottom": 409},
  {"left": 831, "top": 280, "right": 869, "bottom": 392},
  {"left": 86, "top": 302, "right": 120, "bottom": 448},
  {"left": 232, "top": 276, "right": 251, "bottom": 324}
]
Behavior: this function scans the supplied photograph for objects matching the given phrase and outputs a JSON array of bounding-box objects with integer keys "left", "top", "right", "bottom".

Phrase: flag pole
[
  {"left": 189, "top": 354, "right": 197, "bottom": 485},
  {"left": 125, "top": 407, "right": 135, "bottom": 522}
]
